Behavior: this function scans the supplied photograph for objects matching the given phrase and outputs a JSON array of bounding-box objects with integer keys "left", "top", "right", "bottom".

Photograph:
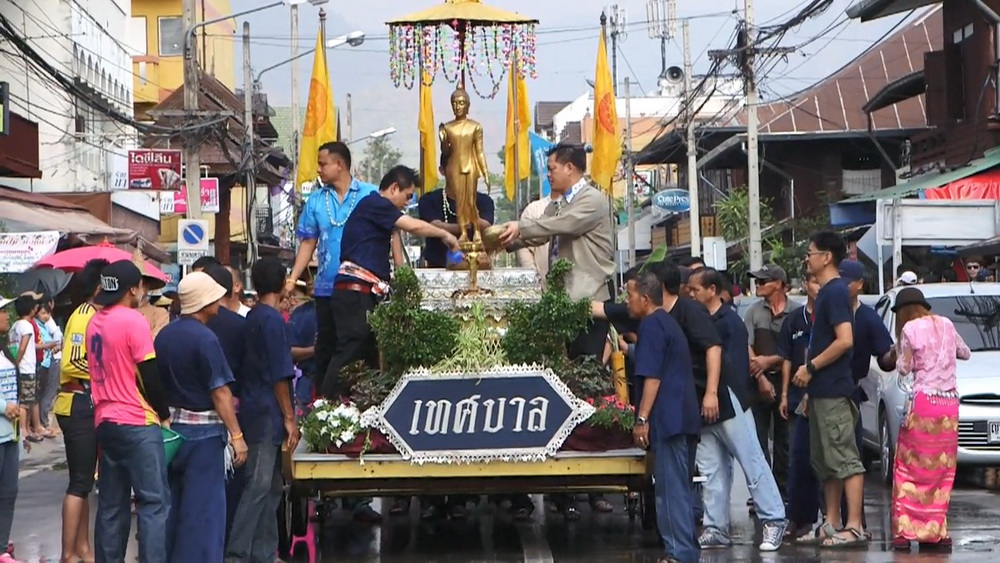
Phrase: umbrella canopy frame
[{"left": 387, "top": 0, "right": 538, "bottom": 98}]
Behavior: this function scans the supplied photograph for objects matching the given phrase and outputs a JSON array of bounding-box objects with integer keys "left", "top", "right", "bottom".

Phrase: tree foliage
[{"left": 358, "top": 136, "right": 403, "bottom": 184}]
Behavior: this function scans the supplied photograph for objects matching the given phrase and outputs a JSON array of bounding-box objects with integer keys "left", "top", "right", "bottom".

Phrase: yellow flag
[
  {"left": 504, "top": 66, "right": 531, "bottom": 201},
  {"left": 590, "top": 26, "right": 621, "bottom": 193},
  {"left": 418, "top": 71, "right": 438, "bottom": 194},
  {"left": 296, "top": 30, "right": 338, "bottom": 193}
]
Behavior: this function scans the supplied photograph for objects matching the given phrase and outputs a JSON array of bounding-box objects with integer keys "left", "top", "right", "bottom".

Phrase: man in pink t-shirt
[{"left": 87, "top": 260, "right": 170, "bottom": 563}]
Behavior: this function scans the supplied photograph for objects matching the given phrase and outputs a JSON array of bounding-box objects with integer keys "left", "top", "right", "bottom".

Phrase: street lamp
[
  {"left": 254, "top": 31, "right": 366, "bottom": 85},
  {"left": 347, "top": 127, "right": 397, "bottom": 145}
]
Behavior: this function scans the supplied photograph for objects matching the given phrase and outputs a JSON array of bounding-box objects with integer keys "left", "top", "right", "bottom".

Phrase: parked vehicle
[{"left": 860, "top": 283, "right": 1000, "bottom": 484}]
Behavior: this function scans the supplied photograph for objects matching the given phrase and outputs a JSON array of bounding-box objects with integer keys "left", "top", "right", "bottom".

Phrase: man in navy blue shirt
[
  {"left": 629, "top": 271, "right": 701, "bottom": 563},
  {"left": 417, "top": 154, "right": 495, "bottom": 268},
  {"left": 287, "top": 283, "right": 317, "bottom": 407},
  {"left": 155, "top": 271, "right": 247, "bottom": 562},
  {"left": 203, "top": 265, "right": 247, "bottom": 385},
  {"left": 793, "top": 231, "right": 866, "bottom": 548},
  {"left": 685, "top": 267, "right": 786, "bottom": 551},
  {"left": 777, "top": 271, "right": 820, "bottom": 540},
  {"left": 320, "top": 165, "right": 459, "bottom": 401},
  {"left": 226, "top": 258, "right": 299, "bottom": 562}
]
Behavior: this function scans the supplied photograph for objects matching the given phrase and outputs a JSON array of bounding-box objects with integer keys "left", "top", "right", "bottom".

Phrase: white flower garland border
[{"left": 360, "top": 364, "right": 596, "bottom": 465}]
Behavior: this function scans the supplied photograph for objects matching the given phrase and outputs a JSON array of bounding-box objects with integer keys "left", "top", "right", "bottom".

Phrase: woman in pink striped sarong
[{"left": 891, "top": 287, "right": 970, "bottom": 551}]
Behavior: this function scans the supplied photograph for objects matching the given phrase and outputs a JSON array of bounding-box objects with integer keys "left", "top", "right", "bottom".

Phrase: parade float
[{"left": 284, "top": 1, "right": 652, "bottom": 552}]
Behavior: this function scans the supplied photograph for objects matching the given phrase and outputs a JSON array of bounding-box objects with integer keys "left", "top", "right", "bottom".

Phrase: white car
[{"left": 860, "top": 283, "right": 1000, "bottom": 484}]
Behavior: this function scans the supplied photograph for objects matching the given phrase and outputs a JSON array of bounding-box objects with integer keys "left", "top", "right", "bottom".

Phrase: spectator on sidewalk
[
  {"left": 0, "top": 296, "right": 25, "bottom": 561},
  {"left": 35, "top": 303, "right": 62, "bottom": 438}
]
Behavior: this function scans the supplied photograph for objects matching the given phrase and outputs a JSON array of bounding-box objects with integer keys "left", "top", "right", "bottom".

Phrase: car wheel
[{"left": 879, "top": 410, "right": 895, "bottom": 486}]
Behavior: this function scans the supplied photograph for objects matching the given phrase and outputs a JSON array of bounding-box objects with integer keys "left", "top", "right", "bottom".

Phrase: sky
[{"left": 231, "top": 0, "right": 910, "bottom": 169}]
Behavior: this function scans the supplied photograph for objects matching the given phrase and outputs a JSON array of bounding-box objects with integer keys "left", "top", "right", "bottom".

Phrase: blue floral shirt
[{"left": 295, "top": 178, "right": 378, "bottom": 297}]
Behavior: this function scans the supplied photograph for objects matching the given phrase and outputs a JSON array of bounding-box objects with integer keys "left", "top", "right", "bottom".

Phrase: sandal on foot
[
  {"left": 797, "top": 522, "right": 836, "bottom": 545},
  {"left": 893, "top": 537, "right": 911, "bottom": 551},
  {"left": 821, "top": 527, "right": 869, "bottom": 549}
]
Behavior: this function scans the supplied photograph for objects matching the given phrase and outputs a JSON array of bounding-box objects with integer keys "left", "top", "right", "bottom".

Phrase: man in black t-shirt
[
  {"left": 417, "top": 154, "right": 495, "bottom": 268},
  {"left": 793, "top": 232, "right": 866, "bottom": 547}
]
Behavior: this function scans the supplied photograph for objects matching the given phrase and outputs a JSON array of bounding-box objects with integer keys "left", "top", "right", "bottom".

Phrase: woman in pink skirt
[{"left": 891, "top": 287, "right": 970, "bottom": 551}]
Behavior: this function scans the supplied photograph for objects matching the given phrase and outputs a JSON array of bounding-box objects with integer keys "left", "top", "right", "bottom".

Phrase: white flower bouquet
[{"left": 300, "top": 398, "right": 367, "bottom": 453}]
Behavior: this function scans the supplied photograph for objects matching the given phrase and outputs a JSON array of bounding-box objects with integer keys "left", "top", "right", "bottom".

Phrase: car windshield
[{"left": 929, "top": 295, "right": 1000, "bottom": 352}]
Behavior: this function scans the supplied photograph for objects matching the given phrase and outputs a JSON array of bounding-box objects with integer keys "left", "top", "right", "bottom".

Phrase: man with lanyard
[
  {"left": 417, "top": 153, "right": 495, "bottom": 268},
  {"left": 321, "top": 165, "right": 459, "bottom": 400},
  {"left": 777, "top": 271, "right": 821, "bottom": 542},
  {"left": 745, "top": 264, "right": 795, "bottom": 503},
  {"left": 683, "top": 266, "right": 786, "bottom": 551},
  {"left": 54, "top": 258, "right": 108, "bottom": 563},
  {"left": 837, "top": 260, "right": 896, "bottom": 531},
  {"left": 155, "top": 272, "right": 248, "bottom": 561}
]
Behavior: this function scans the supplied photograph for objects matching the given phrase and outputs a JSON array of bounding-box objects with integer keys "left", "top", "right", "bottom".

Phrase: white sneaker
[{"left": 760, "top": 519, "right": 787, "bottom": 551}]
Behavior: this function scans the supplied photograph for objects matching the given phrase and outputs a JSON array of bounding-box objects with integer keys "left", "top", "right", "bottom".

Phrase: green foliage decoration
[
  {"left": 432, "top": 301, "right": 506, "bottom": 373},
  {"left": 502, "top": 259, "right": 592, "bottom": 366},
  {"left": 368, "top": 267, "right": 459, "bottom": 377}
]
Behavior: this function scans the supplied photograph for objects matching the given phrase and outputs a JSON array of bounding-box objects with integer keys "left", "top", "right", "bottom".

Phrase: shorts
[
  {"left": 18, "top": 372, "right": 37, "bottom": 406},
  {"left": 56, "top": 395, "right": 97, "bottom": 498},
  {"left": 808, "top": 396, "right": 866, "bottom": 481}
]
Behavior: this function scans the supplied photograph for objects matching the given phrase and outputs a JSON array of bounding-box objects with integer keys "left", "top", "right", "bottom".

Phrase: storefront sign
[
  {"left": 160, "top": 178, "right": 221, "bottom": 214},
  {"left": 0, "top": 231, "right": 60, "bottom": 273},
  {"left": 362, "top": 366, "right": 595, "bottom": 463},
  {"left": 108, "top": 152, "right": 128, "bottom": 190},
  {"left": 651, "top": 188, "right": 690, "bottom": 213},
  {"left": 128, "top": 149, "right": 182, "bottom": 190}
]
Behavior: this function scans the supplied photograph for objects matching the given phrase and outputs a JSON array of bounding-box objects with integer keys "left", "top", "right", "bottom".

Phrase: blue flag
[{"left": 529, "top": 131, "right": 554, "bottom": 198}]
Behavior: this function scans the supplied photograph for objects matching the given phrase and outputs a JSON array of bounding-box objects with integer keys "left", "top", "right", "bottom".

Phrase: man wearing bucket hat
[
  {"left": 154, "top": 271, "right": 247, "bottom": 562},
  {"left": 87, "top": 260, "right": 171, "bottom": 563}
]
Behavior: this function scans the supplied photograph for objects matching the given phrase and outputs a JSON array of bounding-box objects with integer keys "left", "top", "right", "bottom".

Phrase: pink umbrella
[{"left": 33, "top": 240, "right": 169, "bottom": 283}]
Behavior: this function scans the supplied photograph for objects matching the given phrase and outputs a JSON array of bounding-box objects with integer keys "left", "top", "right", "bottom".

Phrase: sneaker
[
  {"left": 698, "top": 527, "right": 732, "bottom": 549},
  {"left": 760, "top": 519, "right": 788, "bottom": 551}
]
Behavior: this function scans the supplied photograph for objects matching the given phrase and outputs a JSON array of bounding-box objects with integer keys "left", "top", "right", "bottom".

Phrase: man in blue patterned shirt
[{"left": 284, "top": 141, "right": 387, "bottom": 523}]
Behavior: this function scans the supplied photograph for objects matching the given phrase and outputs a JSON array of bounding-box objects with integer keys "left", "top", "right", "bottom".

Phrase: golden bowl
[{"left": 482, "top": 225, "right": 505, "bottom": 252}]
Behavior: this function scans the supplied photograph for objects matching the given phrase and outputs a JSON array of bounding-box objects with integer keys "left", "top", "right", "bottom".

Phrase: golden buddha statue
[{"left": 439, "top": 88, "right": 491, "bottom": 244}]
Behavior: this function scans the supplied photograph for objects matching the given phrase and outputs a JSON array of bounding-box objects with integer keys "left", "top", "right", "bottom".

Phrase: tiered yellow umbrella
[{"left": 386, "top": 0, "right": 538, "bottom": 98}]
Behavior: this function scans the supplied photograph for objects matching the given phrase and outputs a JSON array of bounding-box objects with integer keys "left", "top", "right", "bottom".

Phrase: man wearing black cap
[
  {"left": 87, "top": 260, "right": 171, "bottom": 562},
  {"left": 745, "top": 264, "right": 795, "bottom": 500}
]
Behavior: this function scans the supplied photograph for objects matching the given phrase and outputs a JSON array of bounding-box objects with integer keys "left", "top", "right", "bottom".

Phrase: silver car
[{"left": 860, "top": 283, "right": 1000, "bottom": 484}]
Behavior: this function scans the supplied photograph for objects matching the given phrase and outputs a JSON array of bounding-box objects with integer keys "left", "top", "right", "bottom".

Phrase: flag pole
[
  {"left": 511, "top": 42, "right": 521, "bottom": 209},
  {"left": 418, "top": 48, "right": 426, "bottom": 195}
]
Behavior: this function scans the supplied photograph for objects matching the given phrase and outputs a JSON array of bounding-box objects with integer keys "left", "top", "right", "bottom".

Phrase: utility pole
[
  {"left": 243, "top": 22, "right": 258, "bottom": 264},
  {"left": 346, "top": 93, "right": 353, "bottom": 148},
  {"left": 683, "top": 20, "right": 700, "bottom": 257},
  {"left": 624, "top": 77, "right": 636, "bottom": 267},
  {"left": 745, "top": 0, "right": 762, "bottom": 272},
  {"left": 290, "top": 2, "right": 300, "bottom": 194},
  {"left": 182, "top": 0, "right": 203, "bottom": 220},
  {"left": 607, "top": 5, "right": 626, "bottom": 94}
]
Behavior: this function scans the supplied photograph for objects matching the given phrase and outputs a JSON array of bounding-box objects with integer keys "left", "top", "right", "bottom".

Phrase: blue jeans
[
  {"left": 225, "top": 437, "right": 283, "bottom": 563},
  {"left": 167, "top": 424, "right": 227, "bottom": 563},
  {"left": 0, "top": 441, "right": 19, "bottom": 546},
  {"left": 95, "top": 423, "right": 169, "bottom": 563},
  {"left": 696, "top": 389, "right": 785, "bottom": 535},
  {"left": 652, "top": 434, "right": 700, "bottom": 563},
  {"left": 787, "top": 413, "right": 820, "bottom": 527}
]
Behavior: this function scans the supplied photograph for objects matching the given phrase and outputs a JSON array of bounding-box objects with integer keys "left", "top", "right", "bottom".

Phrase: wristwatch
[
  {"left": 635, "top": 416, "right": 648, "bottom": 426},
  {"left": 806, "top": 360, "right": 817, "bottom": 376}
]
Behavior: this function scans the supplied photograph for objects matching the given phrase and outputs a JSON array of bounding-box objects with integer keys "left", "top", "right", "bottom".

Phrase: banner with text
[
  {"left": 128, "top": 149, "right": 182, "bottom": 190},
  {"left": 0, "top": 231, "right": 60, "bottom": 273},
  {"left": 159, "top": 178, "right": 221, "bottom": 214}
]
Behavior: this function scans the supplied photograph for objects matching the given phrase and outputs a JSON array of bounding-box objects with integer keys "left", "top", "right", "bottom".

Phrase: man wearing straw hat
[
  {"left": 154, "top": 271, "right": 248, "bottom": 561},
  {"left": 132, "top": 250, "right": 169, "bottom": 339}
]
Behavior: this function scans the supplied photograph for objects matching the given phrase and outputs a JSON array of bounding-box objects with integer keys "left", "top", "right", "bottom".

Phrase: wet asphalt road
[{"left": 10, "top": 441, "right": 1000, "bottom": 562}]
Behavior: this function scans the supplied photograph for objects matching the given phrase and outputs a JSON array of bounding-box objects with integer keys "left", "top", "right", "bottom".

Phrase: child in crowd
[
  {"left": 0, "top": 296, "right": 27, "bottom": 562},
  {"left": 8, "top": 296, "right": 39, "bottom": 443}
]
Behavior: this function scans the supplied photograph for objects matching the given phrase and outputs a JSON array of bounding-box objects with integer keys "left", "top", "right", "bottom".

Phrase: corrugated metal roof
[
  {"left": 534, "top": 101, "right": 571, "bottom": 132},
  {"left": 841, "top": 146, "right": 1000, "bottom": 202},
  {"left": 737, "top": 7, "right": 942, "bottom": 135},
  {"left": 847, "top": 0, "right": 939, "bottom": 22}
]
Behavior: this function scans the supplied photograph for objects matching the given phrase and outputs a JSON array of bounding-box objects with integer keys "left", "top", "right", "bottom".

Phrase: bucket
[{"left": 161, "top": 426, "right": 185, "bottom": 464}]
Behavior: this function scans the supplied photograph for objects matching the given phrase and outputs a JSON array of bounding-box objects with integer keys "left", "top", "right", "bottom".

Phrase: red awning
[{"left": 923, "top": 168, "right": 1000, "bottom": 200}]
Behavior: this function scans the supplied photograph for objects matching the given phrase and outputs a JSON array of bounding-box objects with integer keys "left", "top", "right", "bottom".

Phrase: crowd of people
[{"left": 0, "top": 138, "right": 972, "bottom": 563}]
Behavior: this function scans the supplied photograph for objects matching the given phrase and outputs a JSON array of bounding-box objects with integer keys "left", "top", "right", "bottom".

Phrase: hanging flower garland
[{"left": 388, "top": 22, "right": 538, "bottom": 99}]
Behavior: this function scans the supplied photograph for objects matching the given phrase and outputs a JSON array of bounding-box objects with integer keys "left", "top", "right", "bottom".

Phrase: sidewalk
[{"left": 18, "top": 435, "right": 65, "bottom": 479}]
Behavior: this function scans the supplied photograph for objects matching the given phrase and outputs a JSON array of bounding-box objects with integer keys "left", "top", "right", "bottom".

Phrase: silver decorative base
[{"left": 414, "top": 268, "right": 543, "bottom": 313}]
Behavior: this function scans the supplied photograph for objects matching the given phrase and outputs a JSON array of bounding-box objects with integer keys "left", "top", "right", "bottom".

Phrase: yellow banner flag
[
  {"left": 504, "top": 66, "right": 531, "bottom": 201},
  {"left": 296, "top": 30, "right": 338, "bottom": 193},
  {"left": 418, "top": 71, "right": 438, "bottom": 194},
  {"left": 590, "top": 26, "right": 621, "bottom": 193}
]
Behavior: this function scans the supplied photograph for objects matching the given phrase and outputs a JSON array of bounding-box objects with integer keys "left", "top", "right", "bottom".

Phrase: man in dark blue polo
[
  {"left": 777, "top": 271, "right": 820, "bottom": 541},
  {"left": 417, "top": 154, "right": 495, "bottom": 268},
  {"left": 628, "top": 271, "right": 701, "bottom": 563},
  {"left": 320, "top": 165, "right": 459, "bottom": 400}
]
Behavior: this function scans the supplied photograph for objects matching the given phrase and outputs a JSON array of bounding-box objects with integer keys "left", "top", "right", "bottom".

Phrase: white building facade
[{"left": 0, "top": 0, "right": 139, "bottom": 198}]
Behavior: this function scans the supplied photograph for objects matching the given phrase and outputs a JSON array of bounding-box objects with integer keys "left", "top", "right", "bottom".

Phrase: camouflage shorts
[{"left": 18, "top": 372, "right": 37, "bottom": 406}]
